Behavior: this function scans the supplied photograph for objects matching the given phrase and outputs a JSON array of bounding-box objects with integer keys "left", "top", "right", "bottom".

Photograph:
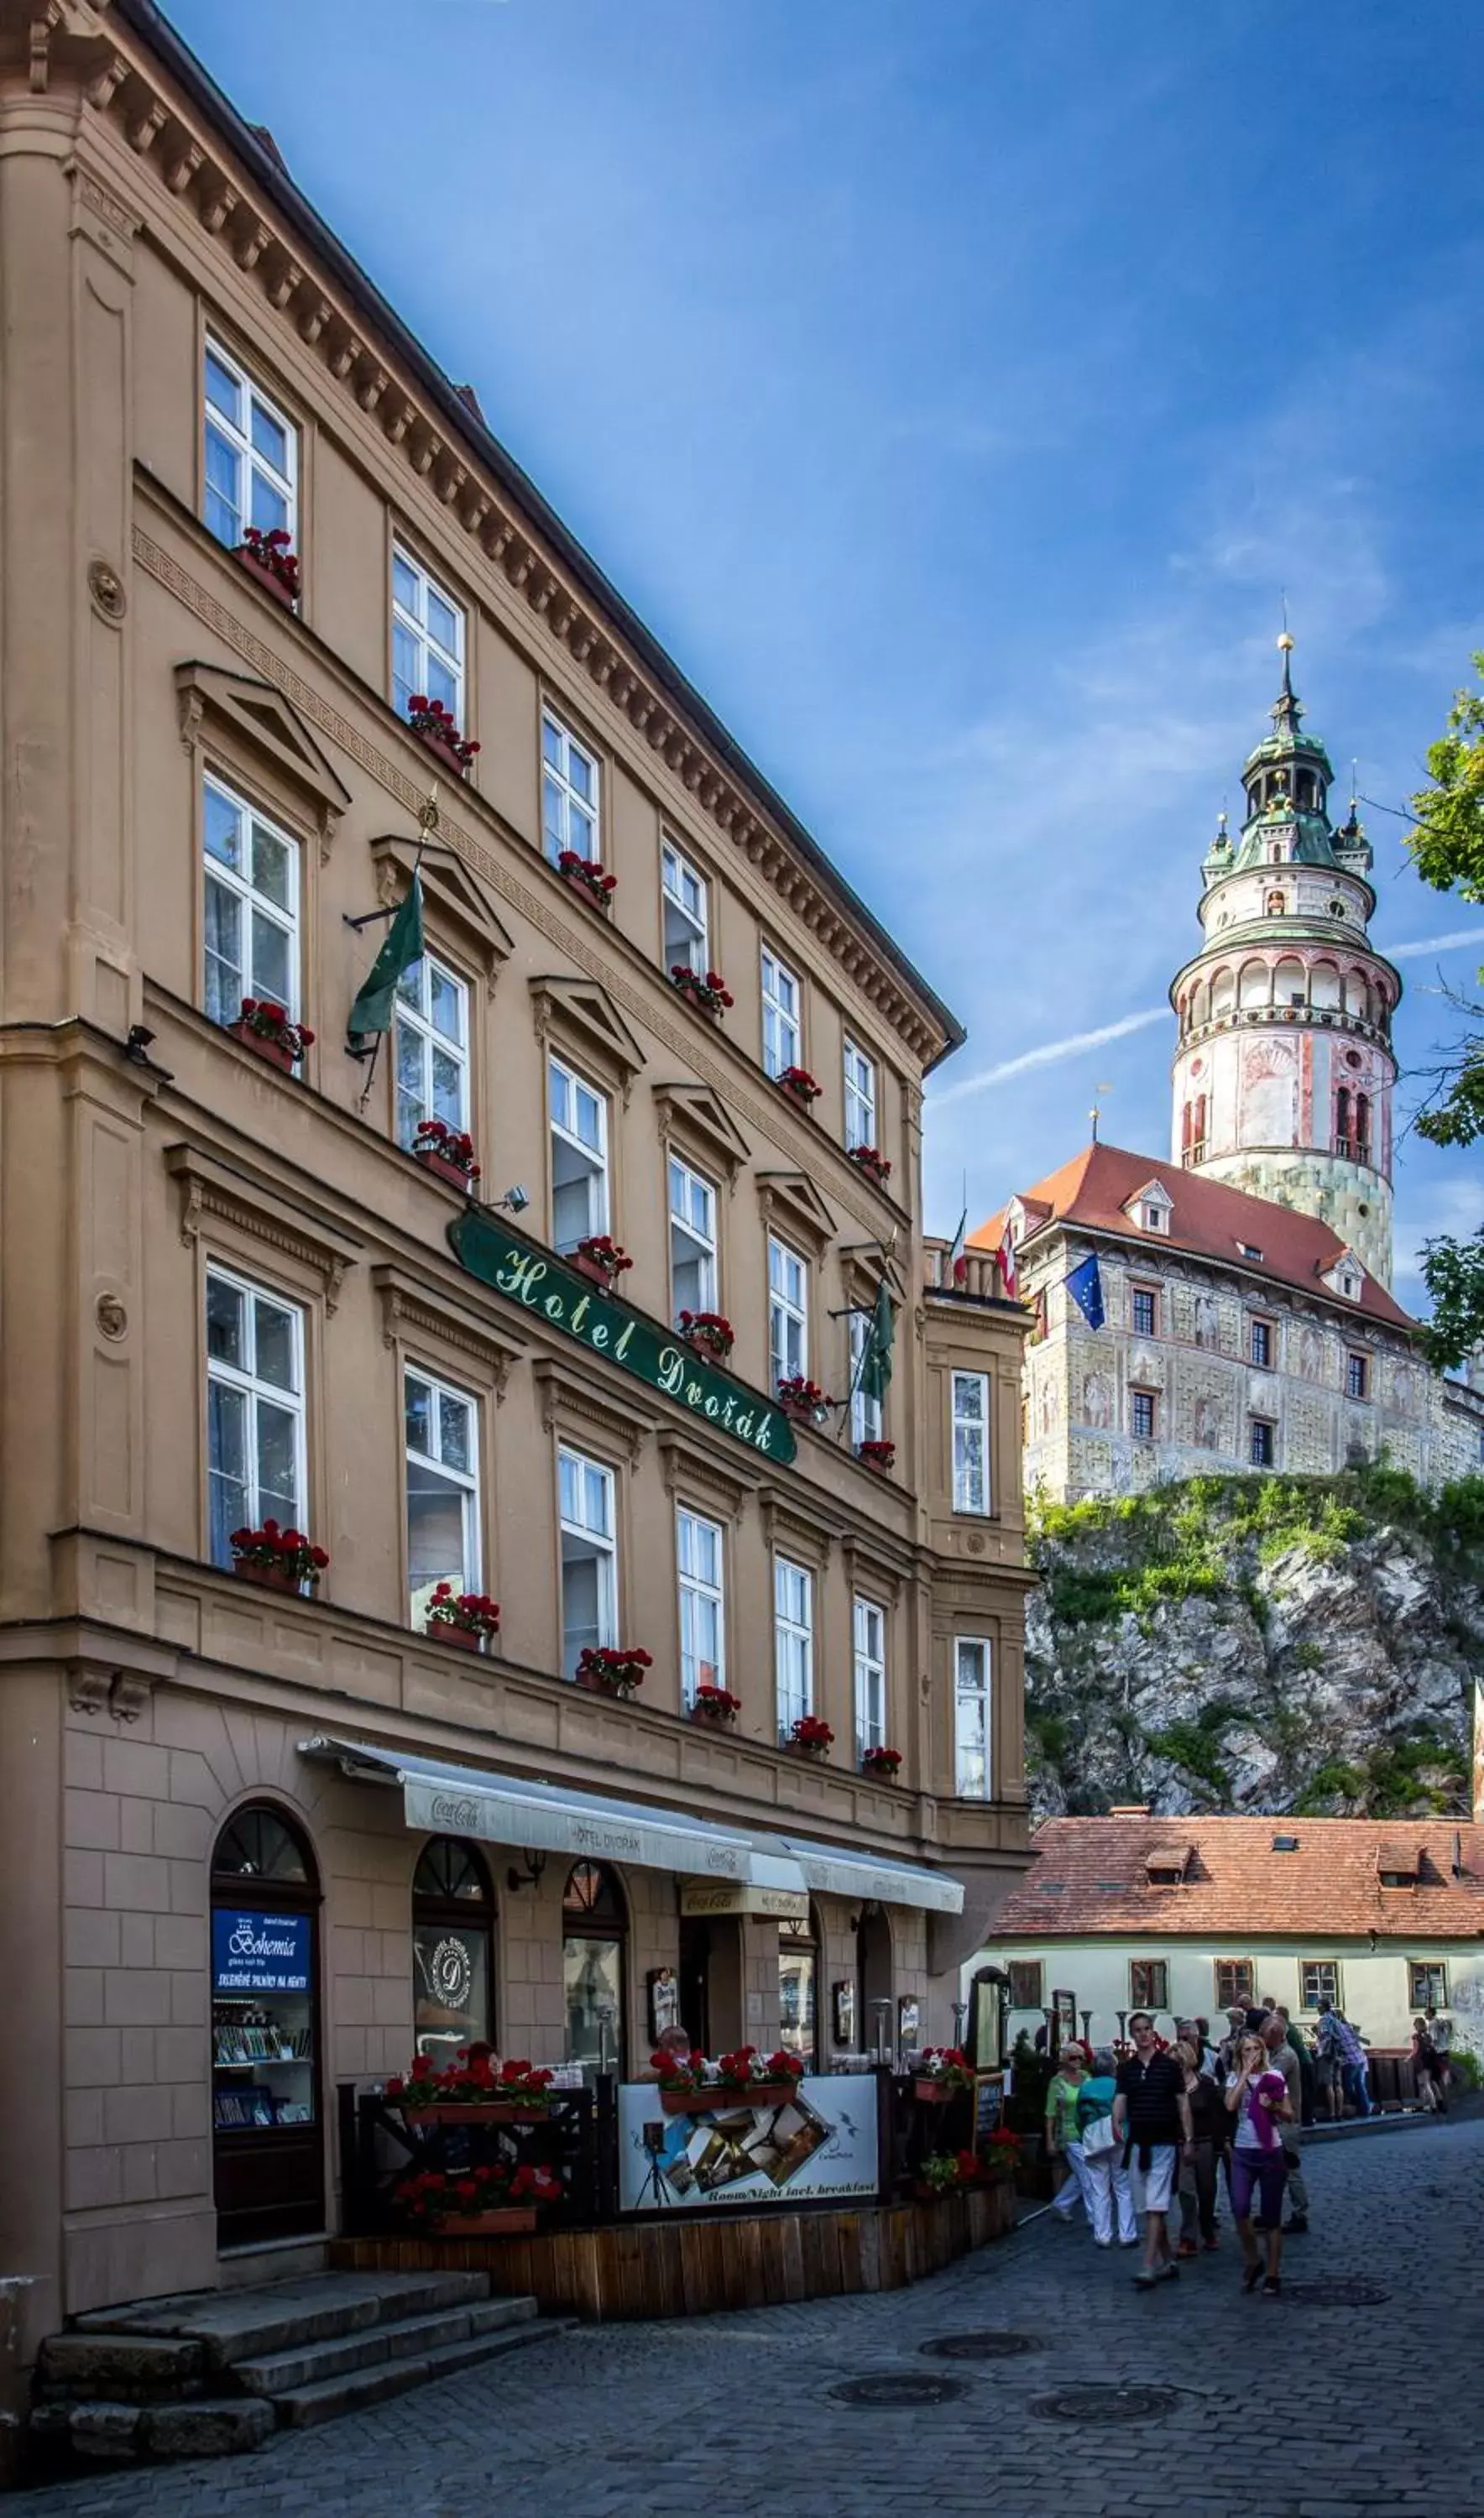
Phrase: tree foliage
[{"left": 1407, "top": 652, "right": 1484, "bottom": 1367}]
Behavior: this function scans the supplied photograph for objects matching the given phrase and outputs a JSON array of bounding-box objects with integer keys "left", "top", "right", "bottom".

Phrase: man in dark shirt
[{"left": 1112, "top": 2012, "right": 1193, "bottom": 2286}]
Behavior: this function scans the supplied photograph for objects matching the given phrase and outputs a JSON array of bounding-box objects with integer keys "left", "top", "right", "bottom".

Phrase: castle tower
[{"left": 1169, "top": 639, "right": 1400, "bottom": 1285}]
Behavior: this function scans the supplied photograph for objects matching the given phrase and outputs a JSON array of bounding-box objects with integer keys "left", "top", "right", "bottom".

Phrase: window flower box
[
  {"left": 786, "top": 1715, "right": 834, "bottom": 1760},
  {"left": 856, "top": 1439, "right": 896, "bottom": 1472},
  {"left": 668, "top": 965, "right": 734, "bottom": 1019},
  {"left": 652, "top": 2046, "right": 804, "bottom": 2113},
  {"left": 558, "top": 849, "right": 617, "bottom": 911},
  {"left": 678, "top": 1310, "right": 734, "bottom": 1363},
  {"left": 776, "top": 1376, "right": 833, "bottom": 1426},
  {"left": 689, "top": 1685, "right": 741, "bottom": 1728},
  {"left": 228, "top": 997, "right": 312, "bottom": 1071},
  {"left": 572, "top": 1235, "right": 631, "bottom": 1289},
  {"left": 412, "top": 1119, "right": 480, "bottom": 1192},
  {"left": 575, "top": 1645, "right": 651, "bottom": 1698},
  {"left": 406, "top": 696, "right": 479, "bottom": 775},
  {"left": 860, "top": 1745, "right": 902, "bottom": 1781},
  {"left": 233, "top": 525, "right": 300, "bottom": 608},
  {"left": 387, "top": 2056, "right": 556, "bottom": 2121},
  {"left": 425, "top": 1586, "right": 500, "bottom": 1651},
  {"left": 229, "top": 1519, "right": 327, "bottom": 1595},
  {"left": 393, "top": 2160, "right": 562, "bottom": 2233},
  {"left": 847, "top": 1143, "right": 892, "bottom": 1188},
  {"left": 776, "top": 1064, "right": 822, "bottom": 1108}
]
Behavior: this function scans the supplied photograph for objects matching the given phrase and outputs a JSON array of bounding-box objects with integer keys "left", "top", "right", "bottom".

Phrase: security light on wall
[{"left": 491, "top": 1185, "right": 530, "bottom": 1215}]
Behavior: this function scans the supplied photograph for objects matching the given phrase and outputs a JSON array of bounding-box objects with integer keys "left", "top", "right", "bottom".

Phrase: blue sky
[{"left": 172, "top": 0, "right": 1484, "bottom": 1312}]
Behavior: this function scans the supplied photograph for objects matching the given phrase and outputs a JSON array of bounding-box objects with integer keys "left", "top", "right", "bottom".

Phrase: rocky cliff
[{"left": 1026, "top": 1468, "right": 1484, "bottom": 1819}]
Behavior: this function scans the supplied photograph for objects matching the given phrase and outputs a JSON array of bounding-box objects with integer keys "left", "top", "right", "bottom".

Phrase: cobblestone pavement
[{"left": 17, "top": 2117, "right": 1482, "bottom": 2518}]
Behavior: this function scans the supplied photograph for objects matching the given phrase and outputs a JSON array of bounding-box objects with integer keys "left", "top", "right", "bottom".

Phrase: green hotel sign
[{"left": 447, "top": 1211, "right": 798, "bottom": 1465}]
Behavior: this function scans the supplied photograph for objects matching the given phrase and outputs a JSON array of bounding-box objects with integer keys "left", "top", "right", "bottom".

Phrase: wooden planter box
[
  {"left": 657, "top": 2083, "right": 796, "bottom": 2115},
  {"left": 415, "top": 1147, "right": 477, "bottom": 1193},
  {"left": 414, "top": 728, "right": 469, "bottom": 779},
  {"left": 233, "top": 545, "right": 296, "bottom": 608},
  {"left": 228, "top": 1021, "right": 298, "bottom": 1072},
  {"left": 232, "top": 1559, "right": 306, "bottom": 1596},
  {"left": 427, "top": 2207, "right": 536, "bottom": 2237},
  {"left": 403, "top": 2103, "right": 551, "bottom": 2126}
]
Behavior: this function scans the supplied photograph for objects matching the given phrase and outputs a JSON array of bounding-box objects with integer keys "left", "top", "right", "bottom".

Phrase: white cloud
[{"left": 931, "top": 1005, "right": 1168, "bottom": 1106}]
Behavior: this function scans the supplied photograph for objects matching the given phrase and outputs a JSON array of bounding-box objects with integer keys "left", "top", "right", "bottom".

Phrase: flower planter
[
  {"left": 577, "top": 1669, "right": 637, "bottom": 1698},
  {"left": 562, "top": 870, "right": 612, "bottom": 912},
  {"left": 233, "top": 545, "right": 297, "bottom": 609},
  {"left": 429, "top": 2207, "right": 538, "bottom": 2236},
  {"left": 228, "top": 1021, "right": 297, "bottom": 1073},
  {"left": 403, "top": 2103, "right": 550, "bottom": 2126},
  {"left": 415, "top": 729, "right": 469, "bottom": 780},
  {"left": 688, "top": 1703, "right": 737, "bottom": 1729},
  {"left": 425, "top": 1621, "right": 483, "bottom": 1651},
  {"left": 232, "top": 1559, "right": 305, "bottom": 1596},
  {"left": 572, "top": 1253, "right": 620, "bottom": 1289},
  {"left": 786, "top": 1740, "right": 828, "bottom": 1762},
  {"left": 415, "top": 1148, "right": 477, "bottom": 1194},
  {"left": 658, "top": 2083, "right": 795, "bottom": 2115},
  {"left": 913, "top": 2079, "right": 954, "bottom": 2104}
]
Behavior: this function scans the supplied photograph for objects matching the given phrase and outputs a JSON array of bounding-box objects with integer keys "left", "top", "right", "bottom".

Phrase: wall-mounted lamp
[
  {"left": 490, "top": 1186, "right": 530, "bottom": 1216},
  {"left": 123, "top": 1025, "right": 156, "bottom": 1064},
  {"left": 506, "top": 1847, "right": 548, "bottom": 1893}
]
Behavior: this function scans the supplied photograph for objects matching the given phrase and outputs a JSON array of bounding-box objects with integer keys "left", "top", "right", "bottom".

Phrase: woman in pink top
[{"left": 1224, "top": 2033, "right": 1293, "bottom": 2297}]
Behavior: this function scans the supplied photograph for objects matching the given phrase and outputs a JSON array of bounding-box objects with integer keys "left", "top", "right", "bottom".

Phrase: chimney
[{"left": 1110, "top": 1804, "right": 1151, "bottom": 1817}]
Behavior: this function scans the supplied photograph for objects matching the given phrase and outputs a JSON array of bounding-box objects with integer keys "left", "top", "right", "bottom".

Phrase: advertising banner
[
  {"left": 212, "top": 1908, "right": 311, "bottom": 1995},
  {"left": 618, "top": 2074, "right": 879, "bottom": 2212}
]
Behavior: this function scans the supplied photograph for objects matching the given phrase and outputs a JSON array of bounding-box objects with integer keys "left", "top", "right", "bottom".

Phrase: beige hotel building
[{"left": 0, "top": 0, "right": 1032, "bottom": 2338}]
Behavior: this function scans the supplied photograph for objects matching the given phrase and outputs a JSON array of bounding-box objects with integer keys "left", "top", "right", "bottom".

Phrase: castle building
[{"left": 973, "top": 647, "right": 1484, "bottom": 1502}]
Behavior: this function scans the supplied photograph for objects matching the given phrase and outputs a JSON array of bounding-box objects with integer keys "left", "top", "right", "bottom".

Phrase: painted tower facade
[{"left": 1169, "top": 640, "right": 1400, "bottom": 1286}]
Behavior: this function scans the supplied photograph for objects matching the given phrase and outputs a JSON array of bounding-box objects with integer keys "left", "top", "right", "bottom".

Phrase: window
[
  {"left": 778, "top": 1919, "right": 818, "bottom": 2070},
  {"left": 768, "top": 1235, "right": 807, "bottom": 1389},
  {"left": 951, "top": 1371, "right": 990, "bottom": 1516},
  {"left": 954, "top": 1638, "right": 991, "bottom": 1798},
  {"left": 843, "top": 1040, "right": 877, "bottom": 1152},
  {"left": 1141, "top": 1203, "right": 1168, "bottom": 1234},
  {"left": 1006, "top": 1961, "right": 1042, "bottom": 2010},
  {"left": 549, "top": 1056, "right": 609, "bottom": 1251},
  {"left": 562, "top": 1862, "right": 626, "bottom": 2083},
  {"left": 661, "top": 838, "right": 708, "bottom": 974},
  {"left": 1236, "top": 1240, "right": 1264, "bottom": 1262},
  {"left": 394, "top": 950, "right": 469, "bottom": 1150},
  {"left": 392, "top": 545, "right": 464, "bottom": 727},
  {"left": 1346, "top": 1352, "right": 1369, "bottom": 1403},
  {"left": 1131, "top": 1287, "right": 1157, "bottom": 1339},
  {"left": 849, "top": 1307, "right": 882, "bottom": 1446},
  {"left": 203, "top": 776, "right": 300, "bottom": 1027},
  {"left": 760, "top": 947, "right": 801, "bottom": 1079},
  {"left": 1408, "top": 1962, "right": 1448, "bottom": 2009},
  {"left": 203, "top": 337, "right": 296, "bottom": 554},
  {"left": 853, "top": 1597, "right": 886, "bottom": 1756},
  {"left": 1249, "top": 1418, "right": 1275, "bottom": 1467},
  {"left": 1299, "top": 1959, "right": 1340, "bottom": 2012},
  {"left": 774, "top": 1556, "right": 813, "bottom": 1737},
  {"left": 668, "top": 1156, "right": 718, "bottom": 1322},
  {"left": 405, "top": 1367, "right": 479, "bottom": 1626},
  {"left": 541, "top": 710, "right": 599, "bottom": 866},
  {"left": 558, "top": 1446, "right": 616, "bottom": 1676},
  {"left": 413, "top": 1839, "right": 493, "bottom": 2063},
  {"left": 1129, "top": 1959, "right": 1168, "bottom": 2011},
  {"left": 1130, "top": 1388, "right": 1157, "bottom": 1441},
  {"left": 205, "top": 1267, "right": 306, "bottom": 1569},
  {"left": 1250, "top": 1319, "right": 1273, "bottom": 1368},
  {"left": 676, "top": 1507, "right": 724, "bottom": 1707},
  {"left": 1215, "top": 1959, "right": 1255, "bottom": 2012}
]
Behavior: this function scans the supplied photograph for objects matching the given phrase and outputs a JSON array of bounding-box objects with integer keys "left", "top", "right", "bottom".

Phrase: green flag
[
  {"left": 347, "top": 875, "right": 423, "bottom": 1042},
  {"left": 858, "top": 1277, "right": 895, "bottom": 1406}
]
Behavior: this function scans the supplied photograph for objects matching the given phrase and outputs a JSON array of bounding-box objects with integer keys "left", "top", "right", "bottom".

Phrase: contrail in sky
[{"left": 931, "top": 926, "right": 1484, "bottom": 1111}]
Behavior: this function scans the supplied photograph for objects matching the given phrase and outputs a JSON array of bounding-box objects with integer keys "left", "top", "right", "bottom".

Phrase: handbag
[{"left": 1079, "top": 2113, "right": 1117, "bottom": 2159}]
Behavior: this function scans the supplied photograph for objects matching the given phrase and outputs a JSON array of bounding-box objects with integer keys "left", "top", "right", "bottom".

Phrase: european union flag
[{"left": 1067, "top": 1252, "right": 1105, "bottom": 1330}]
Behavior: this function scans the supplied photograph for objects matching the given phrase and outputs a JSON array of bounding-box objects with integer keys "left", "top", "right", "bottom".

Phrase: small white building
[{"left": 964, "top": 1814, "right": 1484, "bottom": 2060}]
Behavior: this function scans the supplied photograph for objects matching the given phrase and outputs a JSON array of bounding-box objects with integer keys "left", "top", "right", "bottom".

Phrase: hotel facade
[{"left": 0, "top": 0, "right": 1031, "bottom": 2338}]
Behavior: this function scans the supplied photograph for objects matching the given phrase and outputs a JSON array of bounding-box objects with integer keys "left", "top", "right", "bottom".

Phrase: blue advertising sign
[{"left": 212, "top": 1909, "right": 311, "bottom": 1995}]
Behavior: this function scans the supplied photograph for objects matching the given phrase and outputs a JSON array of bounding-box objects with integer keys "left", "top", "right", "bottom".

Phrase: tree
[{"left": 1408, "top": 651, "right": 1484, "bottom": 1369}]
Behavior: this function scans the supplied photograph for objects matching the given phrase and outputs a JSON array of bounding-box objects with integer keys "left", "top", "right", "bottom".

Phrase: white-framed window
[
  {"left": 854, "top": 1596, "right": 886, "bottom": 1756},
  {"left": 205, "top": 1267, "right": 306, "bottom": 1568},
  {"left": 954, "top": 1638, "right": 991, "bottom": 1799},
  {"left": 392, "top": 545, "right": 464, "bottom": 727},
  {"left": 760, "top": 947, "right": 801, "bottom": 1079},
  {"left": 774, "top": 1556, "right": 813, "bottom": 1737},
  {"left": 768, "top": 1235, "right": 807, "bottom": 1388},
  {"left": 661, "top": 838, "right": 709, "bottom": 974},
  {"left": 203, "top": 337, "right": 296, "bottom": 553},
  {"left": 843, "top": 1040, "right": 877, "bottom": 1152},
  {"left": 203, "top": 775, "right": 300, "bottom": 1027},
  {"left": 677, "top": 1506, "right": 725, "bottom": 1707},
  {"left": 394, "top": 950, "right": 469, "bottom": 1150},
  {"left": 558, "top": 1445, "right": 616, "bottom": 1676},
  {"left": 951, "top": 1371, "right": 990, "bottom": 1515},
  {"left": 405, "top": 1366, "right": 479, "bottom": 1626},
  {"left": 541, "top": 709, "right": 600, "bottom": 865},
  {"left": 549, "top": 1055, "right": 609, "bottom": 1251},
  {"left": 669, "top": 1155, "right": 718, "bottom": 1323},
  {"left": 849, "top": 1307, "right": 883, "bottom": 1446}
]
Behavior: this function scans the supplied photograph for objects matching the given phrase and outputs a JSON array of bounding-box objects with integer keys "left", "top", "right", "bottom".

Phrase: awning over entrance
[{"left": 297, "top": 1737, "right": 964, "bottom": 1915}]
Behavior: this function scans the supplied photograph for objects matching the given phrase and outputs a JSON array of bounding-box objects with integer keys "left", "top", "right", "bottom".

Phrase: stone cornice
[
  {"left": 62, "top": 14, "right": 950, "bottom": 1067},
  {"left": 164, "top": 1136, "right": 365, "bottom": 1310}
]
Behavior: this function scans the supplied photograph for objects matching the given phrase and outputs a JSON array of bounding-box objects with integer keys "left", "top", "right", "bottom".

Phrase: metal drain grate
[
  {"left": 1032, "top": 2384, "right": 1184, "bottom": 2426},
  {"left": 920, "top": 2332, "right": 1043, "bottom": 2361},
  {"left": 1281, "top": 2280, "right": 1390, "bottom": 2307},
  {"left": 830, "top": 2374, "right": 968, "bottom": 2408}
]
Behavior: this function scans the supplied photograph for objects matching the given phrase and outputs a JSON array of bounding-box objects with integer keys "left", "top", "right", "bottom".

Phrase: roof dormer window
[
  {"left": 1125, "top": 1180, "right": 1174, "bottom": 1237},
  {"left": 1144, "top": 1843, "right": 1192, "bottom": 1888},
  {"left": 1236, "top": 1241, "right": 1263, "bottom": 1262}
]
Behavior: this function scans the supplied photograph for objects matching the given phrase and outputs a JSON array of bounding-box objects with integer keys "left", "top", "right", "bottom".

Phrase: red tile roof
[
  {"left": 994, "top": 1816, "right": 1484, "bottom": 1941},
  {"left": 970, "top": 1141, "right": 1413, "bottom": 1330}
]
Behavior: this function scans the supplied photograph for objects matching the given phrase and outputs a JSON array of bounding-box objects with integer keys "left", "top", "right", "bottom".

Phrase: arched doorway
[
  {"left": 856, "top": 1903, "right": 893, "bottom": 2061},
  {"left": 211, "top": 1803, "right": 323, "bottom": 2248},
  {"left": 562, "top": 1862, "right": 627, "bottom": 2082},
  {"left": 412, "top": 1838, "right": 494, "bottom": 2066}
]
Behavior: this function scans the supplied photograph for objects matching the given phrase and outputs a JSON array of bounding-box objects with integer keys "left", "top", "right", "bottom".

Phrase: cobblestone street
[{"left": 16, "top": 2118, "right": 1481, "bottom": 2518}]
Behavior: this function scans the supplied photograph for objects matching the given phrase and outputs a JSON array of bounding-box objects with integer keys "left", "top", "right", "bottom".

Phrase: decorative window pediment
[
  {"left": 368, "top": 833, "right": 515, "bottom": 995},
  {"left": 534, "top": 1354, "right": 656, "bottom": 1463},
  {"left": 1320, "top": 1246, "right": 1364, "bottom": 1302},
  {"left": 656, "top": 1427, "right": 758, "bottom": 1521},
  {"left": 530, "top": 974, "right": 645, "bottom": 1104},
  {"left": 165, "top": 1138, "right": 363, "bottom": 1312},
  {"left": 653, "top": 1079, "right": 751, "bottom": 1187},
  {"left": 175, "top": 663, "right": 350, "bottom": 855},
  {"left": 371, "top": 1258, "right": 526, "bottom": 1397},
  {"left": 756, "top": 1168, "right": 837, "bottom": 1254}
]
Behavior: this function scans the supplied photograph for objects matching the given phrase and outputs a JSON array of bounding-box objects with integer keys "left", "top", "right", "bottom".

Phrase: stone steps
[
  {"left": 273, "top": 2312, "right": 564, "bottom": 2429},
  {"left": 233, "top": 2293, "right": 537, "bottom": 2396}
]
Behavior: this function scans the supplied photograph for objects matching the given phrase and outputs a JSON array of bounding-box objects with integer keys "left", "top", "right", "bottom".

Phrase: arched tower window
[
  {"left": 1355, "top": 1094, "right": 1372, "bottom": 1162},
  {"left": 1335, "top": 1086, "right": 1351, "bottom": 1157}
]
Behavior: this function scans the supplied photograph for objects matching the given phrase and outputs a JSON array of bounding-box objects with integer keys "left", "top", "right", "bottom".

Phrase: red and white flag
[
  {"left": 997, "top": 1230, "right": 1018, "bottom": 1301},
  {"left": 947, "top": 1206, "right": 969, "bottom": 1284}
]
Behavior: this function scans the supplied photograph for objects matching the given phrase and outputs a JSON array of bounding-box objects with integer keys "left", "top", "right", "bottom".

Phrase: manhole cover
[
  {"left": 1032, "top": 2385, "right": 1183, "bottom": 2426},
  {"left": 830, "top": 2374, "right": 968, "bottom": 2408},
  {"left": 1282, "top": 2280, "right": 1389, "bottom": 2307},
  {"left": 920, "top": 2331, "right": 1043, "bottom": 2361}
]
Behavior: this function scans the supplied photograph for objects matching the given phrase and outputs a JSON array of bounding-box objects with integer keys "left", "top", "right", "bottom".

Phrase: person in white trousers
[
  {"left": 1045, "top": 2045, "right": 1094, "bottom": 2224},
  {"left": 1075, "top": 2047, "right": 1138, "bottom": 2246}
]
